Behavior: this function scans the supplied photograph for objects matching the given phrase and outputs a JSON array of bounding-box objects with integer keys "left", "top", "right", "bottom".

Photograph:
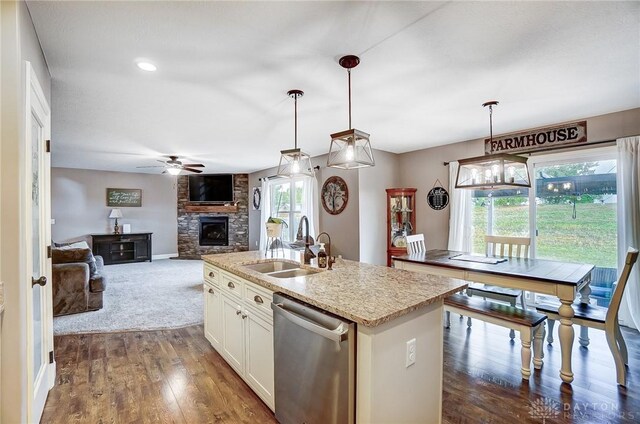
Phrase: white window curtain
[
  {"left": 259, "top": 178, "right": 272, "bottom": 251},
  {"left": 616, "top": 136, "right": 640, "bottom": 330},
  {"left": 447, "top": 161, "right": 473, "bottom": 252},
  {"left": 301, "top": 175, "right": 319, "bottom": 240}
]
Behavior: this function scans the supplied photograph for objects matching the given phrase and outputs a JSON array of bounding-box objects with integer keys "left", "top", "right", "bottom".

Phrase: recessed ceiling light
[{"left": 136, "top": 61, "right": 157, "bottom": 72}]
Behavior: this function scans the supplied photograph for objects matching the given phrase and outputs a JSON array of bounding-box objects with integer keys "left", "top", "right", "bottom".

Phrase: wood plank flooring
[{"left": 42, "top": 320, "right": 640, "bottom": 423}]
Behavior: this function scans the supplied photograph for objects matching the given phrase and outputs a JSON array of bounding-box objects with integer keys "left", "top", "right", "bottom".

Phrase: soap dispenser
[{"left": 318, "top": 243, "right": 328, "bottom": 268}]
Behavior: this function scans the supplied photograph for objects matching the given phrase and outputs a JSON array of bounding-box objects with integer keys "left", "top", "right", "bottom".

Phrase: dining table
[{"left": 393, "top": 249, "right": 595, "bottom": 384}]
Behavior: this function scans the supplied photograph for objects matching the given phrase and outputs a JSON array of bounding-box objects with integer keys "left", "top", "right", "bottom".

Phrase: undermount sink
[
  {"left": 242, "top": 260, "right": 300, "bottom": 274},
  {"left": 267, "top": 268, "right": 322, "bottom": 279}
]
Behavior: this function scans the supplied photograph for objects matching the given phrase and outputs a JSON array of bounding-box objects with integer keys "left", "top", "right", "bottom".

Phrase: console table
[{"left": 91, "top": 233, "right": 153, "bottom": 265}]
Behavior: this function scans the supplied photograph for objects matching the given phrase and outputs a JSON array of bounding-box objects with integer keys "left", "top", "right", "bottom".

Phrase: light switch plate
[{"left": 406, "top": 338, "right": 416, "bottom": 367}]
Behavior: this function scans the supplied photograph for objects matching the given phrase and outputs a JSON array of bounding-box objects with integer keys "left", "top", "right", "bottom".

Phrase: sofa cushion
[
  {"left": 52, "top": 242, "right": 97, "bottom": 275},
  {"left": 89, "top": 274, "right": 106, "bottom": 292}
]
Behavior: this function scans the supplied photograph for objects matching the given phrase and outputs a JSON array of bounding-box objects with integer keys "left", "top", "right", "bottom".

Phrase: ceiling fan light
[
  {"left": 327, "top": 129, "right": 375, "bottom": 170},
  {"left": 167, "top": 167, "right": 181, "bottom": 176}
]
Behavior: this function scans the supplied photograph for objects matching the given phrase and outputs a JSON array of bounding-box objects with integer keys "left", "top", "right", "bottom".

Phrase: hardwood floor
[{"left": 42, "top": 320, "right": 640, "bottom": 423}]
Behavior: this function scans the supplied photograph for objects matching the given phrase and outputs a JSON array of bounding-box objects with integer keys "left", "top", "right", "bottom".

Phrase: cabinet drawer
[
  {"left": 244, "top": 283, "right": 273, "bottom": 317},
  {"left": 221, "top": 271, "right": 244, "bottom": 299},
  {"left": 204, "top": 264, "right": 221, "bottom": 286}
]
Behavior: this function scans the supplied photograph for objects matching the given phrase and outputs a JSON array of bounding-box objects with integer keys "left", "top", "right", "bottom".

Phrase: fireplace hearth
[{"left": 199, "top": 216, "right": 229, "bottom": 246}]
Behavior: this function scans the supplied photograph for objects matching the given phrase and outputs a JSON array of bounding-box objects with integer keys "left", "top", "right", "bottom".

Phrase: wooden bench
[{"left": 444, "top": 294, "right": 547, "bottom": 380}]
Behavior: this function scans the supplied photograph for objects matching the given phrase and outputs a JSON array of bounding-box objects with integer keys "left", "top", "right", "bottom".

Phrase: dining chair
[
  {"left": 536, "top": 247, "right": 639, "bottom": 386},
  {"left": 465, "top": 235, "right": 531, "bottom": 340},
  {"left": 406, "top": 234, "right": 426, "bottom": 254}
]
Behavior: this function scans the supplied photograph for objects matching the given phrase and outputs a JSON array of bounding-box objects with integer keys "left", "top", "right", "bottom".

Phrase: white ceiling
[{"left": 27, "top": 1, "right": 640, "bottom": 174}]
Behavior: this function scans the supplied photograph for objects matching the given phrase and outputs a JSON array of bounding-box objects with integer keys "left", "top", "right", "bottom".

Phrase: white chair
[
  {"left": 406, "top": 234, "right": 426, "bottom": 254},
  {"left": 536, "top": 247, "right": 639, "bottom": 386},
  {"left": 465, "top": 235, "right": 530, "bottom": 340}
]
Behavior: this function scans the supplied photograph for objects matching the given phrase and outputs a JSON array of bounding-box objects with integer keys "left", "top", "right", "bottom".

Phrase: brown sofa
[{"left": 52, "top": 241, "right": 107, "bottom": 316}]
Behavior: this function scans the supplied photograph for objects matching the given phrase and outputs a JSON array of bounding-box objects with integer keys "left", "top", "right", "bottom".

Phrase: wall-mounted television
[{"left": 188, "top": 174, "right": 234, "bottom": 203}]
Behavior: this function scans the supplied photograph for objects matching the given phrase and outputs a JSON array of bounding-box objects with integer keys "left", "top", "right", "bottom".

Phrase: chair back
[
  {"left": 406, "top": 234, "right": 426, "bottom": 254},
  {"left": 485, "top": 235, "right": 530, "bottom": 258},
  {"left": 606, "top": 247, "right": 639, "bottom": 325}
]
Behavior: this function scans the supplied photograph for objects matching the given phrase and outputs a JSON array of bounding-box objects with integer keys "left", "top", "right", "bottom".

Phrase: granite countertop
[{"left": 202, "top": 250, "right": 467, "bottom": 327}]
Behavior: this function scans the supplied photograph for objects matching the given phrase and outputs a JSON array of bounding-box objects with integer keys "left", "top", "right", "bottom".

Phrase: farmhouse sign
[
  {"left": 106, "top": 188, "right": 142, "bottom": 207},
  {"left": 484, "top": 121, "right": 587, "bottom": 155}
]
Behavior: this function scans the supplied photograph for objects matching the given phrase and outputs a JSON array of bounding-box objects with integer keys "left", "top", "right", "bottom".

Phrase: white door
[
  {"left": 244, "top": 308, "right": 274, "bottom": 410},
  {"left": 220, "top": 293, "right": 245, "bottom": 374},
  {"left": 25, "top": 62, "right": 54, "bottom": 422}
]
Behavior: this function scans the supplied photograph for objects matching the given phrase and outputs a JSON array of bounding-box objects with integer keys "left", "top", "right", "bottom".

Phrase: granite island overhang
[{"left": 202, "top": 249, "right": 467, "bottom": 423}]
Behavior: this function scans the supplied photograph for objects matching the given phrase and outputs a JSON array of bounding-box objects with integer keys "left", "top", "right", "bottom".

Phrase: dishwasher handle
[{"left": 271, "top": 302, "right": 349, "bottom": 343}]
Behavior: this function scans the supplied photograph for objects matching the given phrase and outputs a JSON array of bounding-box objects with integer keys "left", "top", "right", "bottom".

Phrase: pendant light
[
  {"left": 277, "top": 89, "right": 314, "bottom": 177},
  {"left": 327, "top": 55, "right": 375, "bottom": 169},
  {"left": 455, "top": 101, "right": 531, "bottom": 190}
]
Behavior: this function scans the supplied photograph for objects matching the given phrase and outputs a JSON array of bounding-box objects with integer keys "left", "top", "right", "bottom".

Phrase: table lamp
[{"left": 109, "top": 208, "right": 123, "bottom": 234}]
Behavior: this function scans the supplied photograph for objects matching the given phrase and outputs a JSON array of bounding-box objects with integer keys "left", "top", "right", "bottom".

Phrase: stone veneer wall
[{"left": 177, "top": 174, "right": 249, "bottom": 258}]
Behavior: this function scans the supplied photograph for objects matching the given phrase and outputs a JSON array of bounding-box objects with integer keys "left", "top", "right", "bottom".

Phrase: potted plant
[{"left": 266, "top": 217, "right": 288, "bottom": 238}]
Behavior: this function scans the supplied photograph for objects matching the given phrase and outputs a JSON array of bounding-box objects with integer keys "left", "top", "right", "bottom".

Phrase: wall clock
[
  {"left": 321, "top": 176, "right": 349, "bottom": 215},
  {"left": 252, "top": 187, "right": 261, "bottom": 210}
]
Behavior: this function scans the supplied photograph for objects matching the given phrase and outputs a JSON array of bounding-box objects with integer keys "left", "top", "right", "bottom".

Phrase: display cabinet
[{"left": 386, "top": 188, "right": 417, "bottom": 267}]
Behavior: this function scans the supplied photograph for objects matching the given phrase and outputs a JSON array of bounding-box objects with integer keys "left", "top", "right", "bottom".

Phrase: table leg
[
  {"left": 579, "top": 284, "right": 592, "bottom": 347},
  {"left": 558, "top": 299, "right": 575, "bottom": 383}
]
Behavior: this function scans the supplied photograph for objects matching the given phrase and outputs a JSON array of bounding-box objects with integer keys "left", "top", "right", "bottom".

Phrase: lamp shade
[
  {"left": 327, "top": 129, "right": 375, "bottom": 169},
  {"left": 109, "top": 208, "right": 123, "bottom": 219},
  {"left": 277, "top": 148, "right": 314, "bottom": 177},
  {"left": 455, "top": 153, "right": 531, "bottom": 190}
]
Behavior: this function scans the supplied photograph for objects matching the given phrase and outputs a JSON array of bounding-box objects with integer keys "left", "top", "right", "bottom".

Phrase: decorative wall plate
[{"left": 321, "top": 176, "right": 349, "bottom": 215}]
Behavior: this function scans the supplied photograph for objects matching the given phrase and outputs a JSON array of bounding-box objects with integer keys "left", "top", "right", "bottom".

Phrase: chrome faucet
[{"left": 301, "top": 216, "right": 316, "bottom": 265}]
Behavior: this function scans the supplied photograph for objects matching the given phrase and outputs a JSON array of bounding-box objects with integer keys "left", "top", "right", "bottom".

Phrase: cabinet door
[
  {"left": 244, "top": 308, "right": 274, "bottom": 410},
  {"left": 221, "top": 293, "right": 245, "bottom": 374},
  {"left": 134, "top": 239, "right": 149, "bottom": 260},
  {"left": 204, "top": 283, "right": 222, "bottom": 350}
]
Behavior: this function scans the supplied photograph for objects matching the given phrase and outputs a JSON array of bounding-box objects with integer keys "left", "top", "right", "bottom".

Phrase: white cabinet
[
  {"left": 221, "top": 292, "right": 245, "bottom": 375},
  {"left": 203, "top": 264, "right": 275, "bottom": 411},
  {"left": 204, "top": 283, "right": 222, "bottom": 350}
]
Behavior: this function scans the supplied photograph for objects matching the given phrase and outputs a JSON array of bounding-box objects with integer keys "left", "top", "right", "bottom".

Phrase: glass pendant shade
[
  {"left": 277, "top": 147, "right": 314, "bottom": 177},
  {"left": 455, "top": 153, "right": 531, "bottom": 189},
  {"left": 327, "top": 128, "right": 375, "bottom": 169}
]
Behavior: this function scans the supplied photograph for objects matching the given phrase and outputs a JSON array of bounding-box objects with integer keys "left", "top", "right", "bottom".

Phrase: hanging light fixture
[
  {"left": 327, "top": 55, "right": 375, "bottom": 169},
  {"left": 277, "top": 89, "right": 314, "bottom": 177},
  {"left": 455, "top": 101, "right": 531, "bottom": 190}
]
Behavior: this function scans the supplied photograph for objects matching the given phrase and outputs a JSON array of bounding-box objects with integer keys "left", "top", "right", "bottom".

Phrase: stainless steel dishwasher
[{"left": 271, "top": 293, "right": 356, "bottom": 424}]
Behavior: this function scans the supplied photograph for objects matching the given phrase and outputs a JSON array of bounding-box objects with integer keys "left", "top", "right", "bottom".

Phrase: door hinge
[
  {"left": 45, "top": 139, "right": 51, "bottom": 153},
  {"left": 49, "top": 351, "right": 54, "bottom": 364},
  {"left": 47, "top": 245, "right": 52, "bottom": 258}
]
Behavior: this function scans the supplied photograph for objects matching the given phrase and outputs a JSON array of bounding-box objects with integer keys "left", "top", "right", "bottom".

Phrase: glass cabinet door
[{"left": 389, "top": 193, "right": 414, "bottom": 247}]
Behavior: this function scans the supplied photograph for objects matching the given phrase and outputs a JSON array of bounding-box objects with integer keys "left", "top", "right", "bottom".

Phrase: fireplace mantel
[{"left": 184, "top": 203, "right": 239, "bottom": 213}]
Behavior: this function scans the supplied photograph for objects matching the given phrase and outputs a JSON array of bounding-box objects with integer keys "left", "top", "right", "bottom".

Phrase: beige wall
[
  {"left": 1, "top": 1, "right": 52, "bottom": 422},
  {"left": 52, "top": 167, "right": 178, "bottom": 256},
  {"left": 359, "top": 150, "right": 400, "bottom": 265},
  {"left": 248, "top": 154, "right": 361, "bottom": 261}
]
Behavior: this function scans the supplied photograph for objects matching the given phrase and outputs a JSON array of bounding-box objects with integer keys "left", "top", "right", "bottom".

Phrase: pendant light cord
[
  {"left": 294, "top": 93, "right": 298, "bottom": 149},
  {"left": 489, "top": 104, "right": 493, "bottom": 143},
  {"left": 348, "top": 69, "right": 352, "bottom": 129}
]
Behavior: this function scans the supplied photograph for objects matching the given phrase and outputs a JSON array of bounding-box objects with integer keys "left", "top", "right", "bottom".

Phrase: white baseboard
[{"left": 152, "top": 253, "right": 179, "bottom": 260}]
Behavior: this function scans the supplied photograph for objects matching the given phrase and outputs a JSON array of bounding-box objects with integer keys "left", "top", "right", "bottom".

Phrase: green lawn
[{"left": 472, "top": 203, "right": 617, "bottom": 268}]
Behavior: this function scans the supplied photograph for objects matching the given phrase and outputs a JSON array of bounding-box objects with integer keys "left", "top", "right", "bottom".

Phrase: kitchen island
[{"left": 202, "top": 250, "right": 466, "bottom": 423}]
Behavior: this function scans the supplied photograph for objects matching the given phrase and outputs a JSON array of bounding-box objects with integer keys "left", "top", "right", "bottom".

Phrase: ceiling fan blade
[
  {"left": 183, "top": 167, "right": 203, "bottom": 174},
  {"left": 136, "top": 165, "right": 166, "bottom": 168},
  {"left": 157, "top": 159, "right": 168, "bottom": 164},
  {"left": 183, "top": 163, "right": 205, "bottom": 167}
]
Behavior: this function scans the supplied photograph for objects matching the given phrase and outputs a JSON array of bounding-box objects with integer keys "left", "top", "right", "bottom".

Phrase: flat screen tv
[{"left": 188, "top": 174, "right": 234, "bottom": 203}]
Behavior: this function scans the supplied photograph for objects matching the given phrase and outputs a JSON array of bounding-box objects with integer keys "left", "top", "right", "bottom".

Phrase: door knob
[{"left": 32, "top": 276, "right": 47, "bottom": 287}]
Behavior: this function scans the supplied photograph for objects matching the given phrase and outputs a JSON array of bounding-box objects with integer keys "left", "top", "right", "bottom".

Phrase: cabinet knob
[
  {"left": 227, "top": 281, "right": 235, "bottom": 289},
  {"left": 208, "top": 288, "right": 214, "bottom": 294},
  {"left": 208, "top": 272, "right": 215, "bottom": 278},
  {"left": 236, "top": 310, "right": 242, "bottom": 315},
  {"left": 241, "top": 313, "right": 247, "bottom": 319},
  {"left": 253, "top": 295, "right": 264, "bottom": 304}
]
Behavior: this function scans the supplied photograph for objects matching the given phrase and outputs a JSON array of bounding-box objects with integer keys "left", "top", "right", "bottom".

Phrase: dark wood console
[{"left": 91, "top": 233, "right": 153, "bottom": 265}]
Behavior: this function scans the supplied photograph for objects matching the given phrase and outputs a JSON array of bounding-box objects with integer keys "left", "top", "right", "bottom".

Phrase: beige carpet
[{"left": 53, "top": 259, "right": 203, "bottom": 335}]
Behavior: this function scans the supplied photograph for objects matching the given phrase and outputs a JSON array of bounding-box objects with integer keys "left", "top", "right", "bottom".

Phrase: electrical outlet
[{"left": 406, "top": 338, "right": 416, "bottom": 368}]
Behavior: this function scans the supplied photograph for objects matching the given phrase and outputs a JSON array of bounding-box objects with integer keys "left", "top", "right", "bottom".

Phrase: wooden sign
[
  {"left": 484, "top": 121, "right": 587, "bottom": 155},
  {"left": 106, "top": 188, "right": 142, "bottom": 207}
]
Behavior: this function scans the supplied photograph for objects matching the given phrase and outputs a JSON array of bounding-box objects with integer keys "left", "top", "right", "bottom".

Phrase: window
[{"left": 269, "top": 178, "right": 306, "bottom": 242}]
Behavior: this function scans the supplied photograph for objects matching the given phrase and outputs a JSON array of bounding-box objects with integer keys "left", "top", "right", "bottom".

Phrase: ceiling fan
[{"left": 136, "top": 155, "right": 205, "bottom": 175}]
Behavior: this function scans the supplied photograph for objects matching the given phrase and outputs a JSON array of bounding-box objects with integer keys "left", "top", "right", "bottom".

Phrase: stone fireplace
[
  {"left": 177, "top": 174, "right": 249, "bottom": 258},
  {"left": 199, "top": 216, "right": 229, "bottom": 246}
]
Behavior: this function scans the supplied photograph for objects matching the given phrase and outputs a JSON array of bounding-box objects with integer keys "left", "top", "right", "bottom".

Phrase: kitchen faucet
[{"left": 300, "top": 216, "right": 316, "bottom": 265}]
